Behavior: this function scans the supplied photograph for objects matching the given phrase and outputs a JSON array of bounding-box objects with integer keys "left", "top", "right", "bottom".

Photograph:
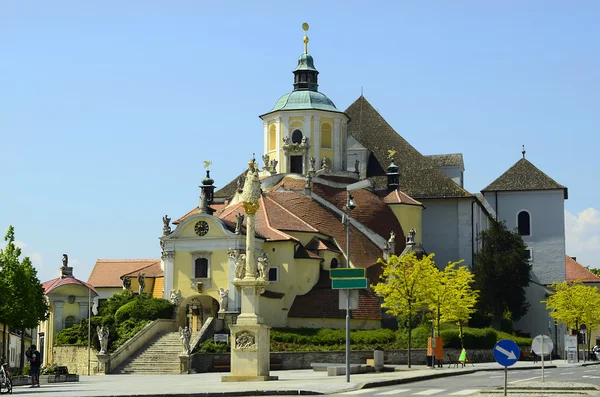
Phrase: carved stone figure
[
  {"left": 62, "top": 254, "right": 68, "bottom": 267},
  {"left": 305, "top": 174, "right": 312, "bottom": 190},
  {"left": 236, "top": 176, "right": 244, "bottom": 193},
  {"left": 138, "top": 273, "right": 146, "bottom": 294},
  {"left": 408, "top": 228, "right": 416, "bottom": 244},
  {"left": 354, "top": 159, "right": 360, "bottom": 174},
  {"left": 269, "top": 159, "right": 278, "bottom": 171},
  {"left": 179, "top": 325, "right": 192, "bottom": 355},
  {"left": 97, "top": 326, "right": 109, "bottom": 354},
  {"left": 309, "top": 157, "right": 316, "bottom": 171},
  {"left": 235, "top": 213, "right": 245, "bottom": 234},
  {"left": 122, "top": 276, "right": 131, "bottom": 291},
  {"left": 218, "top": 288, "right": 229, "bottom": 312},
  {"left": 282, "top": 136, "right": 291, "bottom": 146},
  {"left": 240, "top": 159, "right": 261, "bottom": 214},
  {"left": 389, "top": 230, "right": 396, "bottom": 243},
  {"left": 235, "top": 331, "right": 256, "bottom": 350},
  {"left": 162, "top": 215, "right": 171, "bottom": 236},
  {"left": 257, "top": 251, "right": 269, "bottom": 280},
  {"left": 169, "top": 289, "right": 182, "bottom": 306},
  {"left": 301, "top": 135, "right": 308, "bottom": 145},
  {"left": 262, "top": 154, "right": 270, "bottom": 170},
  {"left": 228, "top": 248, "right": 246, "bottom": 280},
  {"left": 321, "top": 156, "right": 330, "bottom": 170}
]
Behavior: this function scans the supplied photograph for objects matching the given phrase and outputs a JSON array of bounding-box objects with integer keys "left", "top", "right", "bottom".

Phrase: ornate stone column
[
  {"left": 161, "top": 250, "right": 175, "bottom": 300},
  {"left": 222, "top": 159, "right": 277, "bottom": 382},
  {"left": 53, "top": 301, "right": 64, "bottom": 334}
]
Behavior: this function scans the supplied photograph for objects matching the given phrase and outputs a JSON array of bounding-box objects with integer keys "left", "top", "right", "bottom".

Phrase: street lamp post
[{"left": 343, "top": 179, "right": 370, "bottom": 383}]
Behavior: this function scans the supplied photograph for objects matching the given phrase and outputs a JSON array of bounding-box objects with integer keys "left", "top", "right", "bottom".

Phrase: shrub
[
  {"left": 114, "top": 295, "right": 174, "bottom": 323},
  {"left": 197, "top": 340, "right": 229, "bottom": 354}
]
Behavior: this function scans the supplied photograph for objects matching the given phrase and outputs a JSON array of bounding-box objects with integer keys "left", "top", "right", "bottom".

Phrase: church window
[
  {"left": 291, "top": 129, "right": 303, "bottom": 144},
  {"left": 330, "top": 258, "right": 339, "bottom": 269},
  {"left": 268, "top": 124, "right": 276, "bottom": 151},
  {"left": 268, "top": 267, "right": 279, "bottom": 282},
  {"left": 517, "top": 211, "right": 531, "bottom": 236},
  {"left": 525, "top": 248, "right": 533, "bottom": 262},
  {"left": 194, "top": 258, "right": 209, "bottom": 278},
  {"left": 321, "top": 123, "right": 332, "bottom": 148},
  {"left": 64, "top": 315, "right": 76, "bottom": 329}
]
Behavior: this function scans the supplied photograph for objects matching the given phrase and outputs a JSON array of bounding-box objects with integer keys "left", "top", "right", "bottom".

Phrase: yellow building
[
  {"left": 157, "top": 25, "right": 425, "bottom": 332},
  {"left": 39, "top": 256, "right": 98, "bottom": 365}
]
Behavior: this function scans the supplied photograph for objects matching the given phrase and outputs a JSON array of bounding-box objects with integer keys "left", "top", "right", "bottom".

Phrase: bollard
[{"left": 373, "top": 346, "right": 384, "bottom": 372}]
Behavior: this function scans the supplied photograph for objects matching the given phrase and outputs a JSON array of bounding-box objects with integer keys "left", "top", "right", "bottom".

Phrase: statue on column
[
  {"left": 179, "top": 326, "right": 192, "bottom": 355},
  {"left": 309, "top": 157, "right": 316, "bottom": 171},
  {"left": 235, "top": 214, "right": 245, "bottom": 234},
  {"left": 228, "top": 248, "right": 246, "bottom": 280},
  {"left": 262, "top": 154, "right": 270, "bottom": 170},
  {"left": 257, "top": 251, "right": 269, "bottom": 280},
  {"left": 122, "top": 276, "right": 131, "bottom": 292},
  {"left": 241, "top": 159, "right": 261, "bottom": 213},
  {"left": 62, "top": 254, "right": 69, "bottom": 267},
  {"left": 97, "top": 325, "right": 110, "bottom": 354}
]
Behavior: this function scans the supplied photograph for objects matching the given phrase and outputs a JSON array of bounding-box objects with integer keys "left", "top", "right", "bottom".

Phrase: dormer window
[{"left": 517, "top": 211, "right": 531, "bottom": 236}]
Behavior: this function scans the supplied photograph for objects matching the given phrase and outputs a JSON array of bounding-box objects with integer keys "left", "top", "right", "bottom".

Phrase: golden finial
[
  {"left": 203, "top": 160, "right": 212, "bottom": 169},
  {"left": 302, "top": 22, "right": 309, "bottom": 54}
]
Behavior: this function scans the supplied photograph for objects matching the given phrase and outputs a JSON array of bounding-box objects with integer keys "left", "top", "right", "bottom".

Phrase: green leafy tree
[
  {"left": 472, "top": 219, "right": 531, "bottom": 329},
  {"left": 0, "top": 226, "right": 49, "bottom": 366},
  {"left": 545, "top": 281, "right": 600, "bottom": 353},
  {"left": 373, "top": 252, "right": 437, "bottom": 368},
  {"left": 584, "top": 265, "right": 600, "bottom": 278}
]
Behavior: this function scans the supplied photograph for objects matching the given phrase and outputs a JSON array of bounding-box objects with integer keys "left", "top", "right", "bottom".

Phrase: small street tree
[
  {"left": 0, "top": 226, "right": 49, "bottom": 366},
  {"left": 373, "top": 252, "right": 437, "bottom": 368},
  {"left": 545, "top": 281, "right": 600, "bottom": 353},
  {"left": 472, "top": 219, "right": 531, "bottom": 329}
]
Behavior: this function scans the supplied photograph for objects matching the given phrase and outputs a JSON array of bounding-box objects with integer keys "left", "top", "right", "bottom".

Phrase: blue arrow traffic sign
[{"left": 493, "top": 339, "right": 520, "bottom": 367}]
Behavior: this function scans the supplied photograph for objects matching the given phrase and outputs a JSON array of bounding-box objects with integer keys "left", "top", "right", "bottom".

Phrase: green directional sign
[
  {"left": 330, "top": 268, "right": 366, "bottom": 279},
  {"left": 332, "top": 278, "right": 368, "bottom": 289}
]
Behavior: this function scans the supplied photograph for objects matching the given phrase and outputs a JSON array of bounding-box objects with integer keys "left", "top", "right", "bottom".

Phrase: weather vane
[
  {"left": 387, "top": 149, "right": 397, "bottom": 159},
  {"left": 203, "top": 160, "right": 212, "bottom": 169}
]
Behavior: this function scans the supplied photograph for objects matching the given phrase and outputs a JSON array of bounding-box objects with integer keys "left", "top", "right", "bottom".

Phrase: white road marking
[
  {"left": 510, "top": 376, "right": 541, "bottom": 383},
  {"left": 376, "top": 390, "right": 411, "bottom": 395},
  {"left": 561, "top": 371, "right": 575, "bottom": 375},
  {"left": 449, "top": 390, "right": 481, "bottom": 396},
  {"left": 584, "top": 369, "right": 597, "bottom": 372},
  {"left": 340, "top": 390, "right": 373, "bottom": 395},
  {"left": 489, "top": 375, "right": 504, "bottom": 379},
  {"left": 582, "top": 375, "right": 600, "bottom": 379},
  {"left": 413, "top": 390, "right": 446, "bottom": 395}
]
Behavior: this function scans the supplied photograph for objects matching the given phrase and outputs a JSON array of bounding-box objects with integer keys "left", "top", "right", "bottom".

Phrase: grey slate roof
[
  {"left": 426, "top": 153, "right": 464, "bottom": 170},
  {"left": 345, "top": 96, "right": 472, "bottom": 199},
  {"left": 214, "top": 170, "right": 245, "bottom": 200},
  {"left": 482, "top": 158, "right": 568, "bottom": 199}
]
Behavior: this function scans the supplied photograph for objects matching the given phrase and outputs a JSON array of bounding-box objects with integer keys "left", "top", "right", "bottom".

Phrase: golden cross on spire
[{"left": 302, "top": 22, "right": 309, "bottom": 54}]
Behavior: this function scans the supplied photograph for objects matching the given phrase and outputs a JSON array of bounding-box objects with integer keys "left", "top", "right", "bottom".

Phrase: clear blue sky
[{"left": 1, "top": 1, "right": 599, "bottom": 283}]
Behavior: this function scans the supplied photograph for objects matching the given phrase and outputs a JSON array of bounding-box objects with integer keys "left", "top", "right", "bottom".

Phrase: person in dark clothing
[{"left": 29, "top": 345, "right": 41, "bottom": 387}]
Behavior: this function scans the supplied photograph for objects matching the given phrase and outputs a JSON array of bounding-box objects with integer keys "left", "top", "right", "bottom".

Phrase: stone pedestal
[
  {"left": 179, "top": 354, "right": 191, "bottom": 374},
  {"left": 221, "top": 323, "right": 277, "bottom": 382},
  {"left": 96, "top": 353, "right": 110, "bottom": 374}
]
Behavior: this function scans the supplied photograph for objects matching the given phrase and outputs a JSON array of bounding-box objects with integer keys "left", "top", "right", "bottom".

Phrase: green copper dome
[
  {"left": 294, "top": 54, "right": 317, "bottom": 72},
  {"left": 270, "top": 90, "right": 339, "bottom": 113}
]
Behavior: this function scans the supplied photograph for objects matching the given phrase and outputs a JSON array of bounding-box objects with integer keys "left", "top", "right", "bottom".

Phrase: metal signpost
[
  {"left": 581, "top": 324, "right": 587, "bottom": 362},
  {"left": 493, "top": 339, "right": 520, "bottom": 396},
  {"left": 531, "top": 335, "right": 553, "bottom": 382}
]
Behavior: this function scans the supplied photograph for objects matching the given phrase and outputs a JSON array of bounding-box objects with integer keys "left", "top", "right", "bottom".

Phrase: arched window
[
  {"left": 330, "top": 258, "right": 339, "bottom": 269},
  {"left": 64, "top": 315, "right": 76, "bottom": 329},
  {"left": 291, "top": 129, "right": 303, "bottom": 144},
  {"left": 321, "top": 123, "right": 332, "bottom": 148},
  {"left": 268, "top": 124, "right": 276, "bottom": 151},
  {"left": 194, "top": 258, "right": 208, "bottom": 278},
  {"left": 518, "top": 211, "right": 531, "bottom": 236}
]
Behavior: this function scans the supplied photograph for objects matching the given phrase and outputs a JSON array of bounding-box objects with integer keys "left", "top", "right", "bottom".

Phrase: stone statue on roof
[
  {"left": 236, "top": 176, "right": 244, "bottom": 193},
  {"left": 309, "top": 157, "right": 316, "bottom": 171},
  {"left": 262, "top": 154, "right": 270, "bottom": 170},
  {"left": 162, "top": 215, "right": 171, "bottom": 236},
  {"left": 138, "top": 273, "right": 146, "bottom": 294},
  {"left": 321, "top": 156, "right": 330, "bottom": 170},
  {"left": 122, "top": 276, "right": 131, "bottom": 291},
  {"left": 408, "top": 229, "right": 416, "bottom": 244},
  {"left": 62, "top": 254, "right": 68, "bottom": 267},
  {"left": 270, "top": 159, "right": 278, "bottom": 173},
  {"left": 354, "top": 160, "right": 360, "bottom": 174}
]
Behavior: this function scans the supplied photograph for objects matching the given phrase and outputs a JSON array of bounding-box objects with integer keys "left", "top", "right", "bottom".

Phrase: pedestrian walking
[{"left": 29, "top": 345, "right": 41, "bottom": 388}]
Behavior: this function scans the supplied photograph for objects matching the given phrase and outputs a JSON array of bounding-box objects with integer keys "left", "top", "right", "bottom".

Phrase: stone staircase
[{"left": 113, "top": 331, "right": 183, "bottom": 374}]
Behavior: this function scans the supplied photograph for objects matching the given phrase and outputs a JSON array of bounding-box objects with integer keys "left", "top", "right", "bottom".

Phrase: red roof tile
[
  {"left": 382, "top": 189, "right": 423, "bottom": 206},
  {"left": 42, "top": 277, "right": 98, "bottom": 296},
  {"left": 121, "top": 261, "right": 164, "bottom": 278},
  {"left": 88, "top": 259, "right": 161, "bottom": 288},
  {"left": 566, "top": 256, "right": 600, "bottom": 283}
]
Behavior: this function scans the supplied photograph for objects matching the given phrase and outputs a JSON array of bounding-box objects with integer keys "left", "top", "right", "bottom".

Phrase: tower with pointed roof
[{"left": 260, "top": 23, "right": 350, "bottom": 175}]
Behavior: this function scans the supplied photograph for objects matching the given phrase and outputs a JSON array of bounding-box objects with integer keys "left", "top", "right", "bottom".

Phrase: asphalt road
[{"left": 333, "top": 365, "right": 600, "bottom": 396}]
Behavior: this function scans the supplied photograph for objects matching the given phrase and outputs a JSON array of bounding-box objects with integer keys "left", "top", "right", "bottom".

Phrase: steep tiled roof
[
  {"left": 173, "top": 203, "right": 227, "bottom": 225},
  {"left": 426, "top": 153, "right": 464, "bottom": 169},
  {"left": 345, "top": 96, "right": 472, "bottom": 199},
  {"left": 381, "top": 189, "right": 423, "bottom": 206},
  {"left": 310, "top": 183, "right": 406, "bottom": 254},
  {"left": 43, "top": 277, "right": 98, "bottom": 296},
  {"left": 288, "top": 269, "right": 381, "bottom": 320},
  {"left": 267, "top": 191, "right": 385, "bottom": 268},
  {"left": 482, "top": 158, "right": 568, "bottom": 199},
  {"left": 306, "top": 236, "right": 342, "bottom": 253},
  {"left": 566, "top": 256, "right": 600, "bottom": 283},
  {"left": 214, "top": 170, "right": 246, "bottom": 200},
  {"left": 121, "top": 261, "right": 164, "bottom": 278},
  {"left": 88, "top": 259, "right": 161, "bottom": 288}
]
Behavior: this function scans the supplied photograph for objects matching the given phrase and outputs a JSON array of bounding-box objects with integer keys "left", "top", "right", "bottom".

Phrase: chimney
[
  {"left": 387, "top": 158, "right": 399, "bottom": 192},
  {"left": 571, "top": 256, "right": 577, "bottom": 262},
  {"left": 199, "top": 170, "right": 216, "bottom": 214}
]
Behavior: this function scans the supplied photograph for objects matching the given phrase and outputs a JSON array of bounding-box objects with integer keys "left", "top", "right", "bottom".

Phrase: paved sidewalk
[{"left": 9, "top": 360, "right": 600, "bottom": 396}]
